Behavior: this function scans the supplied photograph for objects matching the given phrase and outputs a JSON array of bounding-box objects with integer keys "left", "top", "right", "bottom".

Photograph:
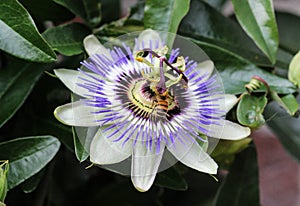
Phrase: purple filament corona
[{"left": 77, "top": 42, "right": 224, "bottom": 152}]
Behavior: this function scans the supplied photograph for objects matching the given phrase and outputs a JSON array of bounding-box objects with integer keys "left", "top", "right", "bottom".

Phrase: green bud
[
  {"left": 0, "top": 161, "right": 9, "bottom": 203},
  {"left": 211, "top": 138, "right": 252, "bottom": 169},
  {"left": 288, "top": 51, "right": 300, "bottom": 88}
]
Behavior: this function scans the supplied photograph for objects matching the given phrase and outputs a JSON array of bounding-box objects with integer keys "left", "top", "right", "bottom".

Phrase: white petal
[
  {"left": 167, "top": 139, "right": 218, "bottom": 174},
  {"left": 54, "top": 69, "right": 102, "bottom": 97},
  {"left": 90, "top": 127, "right": 132, "bottom": 165},
  {"left": 205, "top": 120, "right": 251, "bottom": 140},
  {"left": 54, "top": 100, "right": 101, "bottom": 127},
  {"left": 196, "top": 60, "right": 214, "bottom": 81},
  {"left": 223, "top": 94, "right": 238, "bottom": 112},
  {"left": 134, "top": 29, "right": 163, "bottom": 52},
  {"left": 83, "top": 34, "right": 112, "bottom": 59},
  {"left": 131, "top": 141, "right": 165, "bottom": 192},
  {"left": 210, "top": 94, "right": 238, "bottom": 113}
]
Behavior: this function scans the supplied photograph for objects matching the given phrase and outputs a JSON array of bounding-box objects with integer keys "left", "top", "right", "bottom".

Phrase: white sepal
[
  {"left": 131, "top": 141, "right": 165, "bottom": 192},
  {"left": 54, "top": 100, "right": 101, "bottom": 127},
  {"left": 167, "top": 138, "right": 218, "bottom": 174},
  {"left": 83, "top": 34, "right": 112, "bottom": 59},
  {"left": 90, "top": 128, "right": 132, "bottom": 165}
]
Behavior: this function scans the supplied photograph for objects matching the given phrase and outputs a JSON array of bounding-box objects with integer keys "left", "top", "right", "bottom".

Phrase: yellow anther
[{"left": 135, "top": 57, "right": 144, "bottom": 62}]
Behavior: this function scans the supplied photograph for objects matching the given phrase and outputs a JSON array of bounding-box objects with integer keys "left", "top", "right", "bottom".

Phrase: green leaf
[
  {"left": 192, "top": 39, "right": 297, "bottom": 94},
  {"left": 265, "top": 101, "right": 300, "bottom": 163},
  {"left": 0, "top": 68, "right": 75, "bottom": 150},
  {"left": 53, "top": 0, "right": 101, "bottom": 28},
  {"left": 95, "top": 24, "right": 144, "bottom": 37},
  {"left": 277, "top": 12, "right": 300, "bottom": 54},
  {"left": 231, "top": 0, "right": 278, "bottom": 64},
  {"left": 82, "top": 0, "right": 102, "bottom": 27},
  {"left": 155, "top": 166, "right": 188, "bottom": 191},
  {"left": 237, "top": 93, "right": 268, "bottom": 128},
  {"left": 0, "top": 136, "right": 60, "bottom": 190},
  {"left": 19, "top": 0, "right": 74, "bottom": 23},
  {"left": 280, "top": 94, "right": 299, "bottom": 116},
  {"left": 270, "top": 92, "right": 299, "bottom": 116},
  {"left": 213, "top": 146, "right": 260, "bottom": 206},
  {"left": 288, "top": 51, "right": 300, "bottom": 88},
  {"left": 0, "top": 58, "right": 51, "bottom": 128},
  {"left": 20, "top": 169, "right": 45, "bottom": 193},
  {"left": 43, "top": 23, "right": 91, "bottom": 56},
  {"left": 127, "top": 0, "right": 145, "bottom": 22},
  {"left": 101, "top": 0, "right": 120, "bottom": 24},
  {"left": 179, "top": 1, "right": 275, "bottom": 67},
  {"left": 144, "top": 0, "right": 190, "bottom": 47},
  {"left": 53, "top": 0, "right": 85, "bottom": 21},
  {"left": 0, "top": 0, "right": 56, "bottom": 62},
  {"left": 72, "top": 127, "right": 89, "bottom": 162},
  {"left": 144, "top": 0, "right": 190, "bottom": 32}
]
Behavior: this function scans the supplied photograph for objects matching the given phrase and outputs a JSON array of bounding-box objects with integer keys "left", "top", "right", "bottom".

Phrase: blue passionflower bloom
[{"left": 54, "top": 30, "right": 250, "bottom": 192}]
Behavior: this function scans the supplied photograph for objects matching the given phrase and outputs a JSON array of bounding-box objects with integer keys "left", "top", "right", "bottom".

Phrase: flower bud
[
  {"left": 0, "top": 161, "right": 9, "bottom": 203},
  {"left": 288, "top": 51, "right": 300, "bottom": 88}
]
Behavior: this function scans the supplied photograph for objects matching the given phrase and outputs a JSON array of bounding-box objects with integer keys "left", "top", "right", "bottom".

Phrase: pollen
[{"left": 135, "top": 57, "right": 144, "bottom": 62}]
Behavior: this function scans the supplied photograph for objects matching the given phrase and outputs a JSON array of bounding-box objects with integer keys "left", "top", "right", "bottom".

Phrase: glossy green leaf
[
  {"left": 0, "top": 0, "right": 56, "bottom": 62},
  {"left": 53, "top": 0, "right": 101, "bottom": 28},
  {"left": 0, "top": 136, "right": 60, "bottom": 190},
  {"left": 43, "top": 23, "right": 90, "bottom": 56},
  {"left": 155, "top": 166, "right": 188, "bottom": 191},
  {"left": 288, "top": 51, "right": 300, "bottom": 88},
  {"left": 101, "top": 0, "right": 120, "bottom": 24},
  {"left": 35, "top": 116, "right": 74, "bottom": 152},
  {"left": 276, "top": 48, "right": 293, "bottom": 72},
  {"left": 265, "top": 101, "right": 300, "bottom": 163},
  {"left": 53, "top": 0, "right": 85, "bottom": 21},
  {"left": 0, "top": 68, "right": 75, "bottom": 151},
  {"left": 270, "top": 92, "right": 299, "bottom": 116},
  {"left": 144, "top": 0, "right": 190, "bottom": 47},
  {"left": 0, "top": 58, "right": 50, "bottom": 128},
  {"left": 192, "top": 39, "right": 297, "bottom": 94},
  {"left": 231, "top": 0, "right": 278, "bottom": 64},
  {"left": 82, "top": 0, "right": 102, "bottom": 27},
  {"left": 127, "top": 0, "right": 145, "bottom": 23},
  {"left": 144, "top": 0, "right": 190, "bottom": 32},
  {"left": 280, "top": 94, "right": 299, "bottom": 116},
  {"left": 179, "top": 1, "right": 275, "bottom": 67},
  {"left": 72, "top": 127, "right": 89, "bottom": 162},
  {"left": 19, "top": 0, "right": 74, "bottom": 23},
  {"left": 214, "top": 146, "right": 260, "bottom": 206},
  {"left": 237, "top": 93, "right": 267, "bottom": 128},
  {"left": 95, "top": 24, "right": 144, "bottom": 37},
  {"left": 277, "top": 12, "right": 300, "bottom": 54},
  {"left": 20, "top": 169, "right": 45, "bottom": 193}
]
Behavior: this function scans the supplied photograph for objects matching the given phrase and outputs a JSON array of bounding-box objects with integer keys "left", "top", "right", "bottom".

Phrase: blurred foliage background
[{"left": 0, "top": 0, "right": 300, "bottom": 205}]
